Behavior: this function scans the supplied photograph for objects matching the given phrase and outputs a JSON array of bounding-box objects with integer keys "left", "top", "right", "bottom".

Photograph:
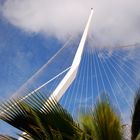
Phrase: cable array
[{"left": 1, "top": 34, "right": 140, "bottom": 124}]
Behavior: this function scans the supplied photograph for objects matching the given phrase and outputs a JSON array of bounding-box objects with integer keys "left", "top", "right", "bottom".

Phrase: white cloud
[{"left": 1, "top": 0, "right": 140, "bottom": 45}]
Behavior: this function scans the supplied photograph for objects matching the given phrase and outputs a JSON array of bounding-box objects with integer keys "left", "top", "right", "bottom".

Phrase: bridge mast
[{"left": 49, "top": 9, "right": 93, "bottom": 101}]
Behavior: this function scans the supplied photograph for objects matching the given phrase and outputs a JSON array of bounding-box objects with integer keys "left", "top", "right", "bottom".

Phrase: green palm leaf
[
  {"left": 79, "top": 96, "right": 123, "bottom": 140},
  {"left": 0, "top": 92, "right": 82, "bottom": 140}
]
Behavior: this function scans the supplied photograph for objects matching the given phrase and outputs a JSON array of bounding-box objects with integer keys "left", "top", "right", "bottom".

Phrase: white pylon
[{"left": 49, "top": 9, "right": 93, "bottom": 101}]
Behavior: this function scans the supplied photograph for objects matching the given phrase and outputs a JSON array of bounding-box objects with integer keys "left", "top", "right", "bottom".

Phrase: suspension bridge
[{"left": 1, "top": 9, "right": 140, "bottom": 138}]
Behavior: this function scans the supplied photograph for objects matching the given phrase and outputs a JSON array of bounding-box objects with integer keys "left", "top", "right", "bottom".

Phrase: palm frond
[
  {"left": 0, "top": 135, "right": 17, "bottom": 140},
  {"left": 131, "top": 88, "right": 140, "bottom": 140},
  {"left": 79, "top": 96, "right": 123, "bottom": 140},
  {"left": 79, "top": 113, "right": 95, "bottom": 139},
  {"left": 0, "top": 92, "right": 82, "bottom": 140},
  {"left": 93, "top": 98, "right": 123, "bottom": 140}
]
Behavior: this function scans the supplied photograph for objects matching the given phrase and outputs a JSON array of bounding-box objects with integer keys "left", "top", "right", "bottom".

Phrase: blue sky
[{"left": 0, "top": 0, "right": 140, "bottom": 138}]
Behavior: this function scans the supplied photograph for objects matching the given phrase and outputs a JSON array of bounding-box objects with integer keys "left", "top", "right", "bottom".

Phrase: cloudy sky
[
  {"left": 0, "top": 0, "right": 140, "bottom": 138},
  {"left": 1, "top": 0, "right": 140, "bottom": 44}
]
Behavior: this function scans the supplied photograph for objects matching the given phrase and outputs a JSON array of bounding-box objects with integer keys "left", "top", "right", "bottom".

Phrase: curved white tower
[{"left": 49, "top": 8, "right": 93, "bottom": 101}]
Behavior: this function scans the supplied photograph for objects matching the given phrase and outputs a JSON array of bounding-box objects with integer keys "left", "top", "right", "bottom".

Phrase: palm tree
[
  {"left": 79, "top": 96, "right": 123, "bottom": 140},
  {"left": 0, "top": 92, "right": 123, "bottom": 140}
]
